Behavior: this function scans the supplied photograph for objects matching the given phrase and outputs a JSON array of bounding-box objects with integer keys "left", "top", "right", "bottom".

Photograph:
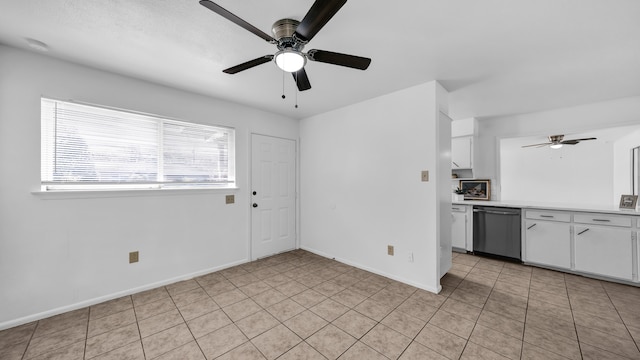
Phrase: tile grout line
[
  {"left": 130, "top": 295, "right": 147, "bottom": 360},
  {"left": 449, "top": 258, "right": 475, "bottom": 360},
  {"left": 459, "top": 256, "right": 508, "bottom": 359},
  {"left": 280, "top": 264, "right": 378, "bottom": 359},
  {"left": 567, "top": 275, "right": 587, "bottom": 359},
  {"left": 167, "top": 284, "right": 209, "bottom": 360},
  {"left": 84, "top": 306, "right": 92, "bottom": 360},
  {"left": 424, "top": 253, "right": 474, "bottom": 360},
  {"left": 602, "top": 283, "right": 640, "bottom": 354},
  {"left": 19, "top": 321, "right": 38, "bottom": 360}
]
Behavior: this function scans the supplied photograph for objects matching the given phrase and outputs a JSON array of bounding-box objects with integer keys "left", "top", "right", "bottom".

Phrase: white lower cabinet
[
  {"left": 574, "top": 225, "right": 634, "bottom": 281},
  {"left": 524, "top": 220, "right": 571, "bottom": 269},
  {"left": 452, "top": 210, "right": 467, "bottom": 250}
]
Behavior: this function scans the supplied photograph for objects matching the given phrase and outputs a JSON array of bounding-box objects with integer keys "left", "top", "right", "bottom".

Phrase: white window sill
[{"left": 32, "top": 187, "right": 239, "bottom": 200}]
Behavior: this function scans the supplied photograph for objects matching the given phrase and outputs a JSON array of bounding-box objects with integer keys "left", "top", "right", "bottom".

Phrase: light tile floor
[{"left": 2, "top": 250, "right": 640, "bottom": 359}]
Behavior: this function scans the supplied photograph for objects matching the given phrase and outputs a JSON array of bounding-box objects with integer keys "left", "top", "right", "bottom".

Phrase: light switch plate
[
  {"left": 387, "top": 245, "right": 394, "bottom": 256},
  {"left": 129, "top": 251, "right": 139, "bottom": 263},
  {"left": 421, "top": 170, "right": 429, "bottom": 182},
  {"left": 225, "top": 195, "right": 235, "bottom": 204}
]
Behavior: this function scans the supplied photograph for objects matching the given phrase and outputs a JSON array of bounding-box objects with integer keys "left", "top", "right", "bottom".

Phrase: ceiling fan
[
  {"left": 199, "top": 0, "right": 371, "bottom": 92},
  {"left": 521, "top": 135, "right": 597, "bottom": 149}
]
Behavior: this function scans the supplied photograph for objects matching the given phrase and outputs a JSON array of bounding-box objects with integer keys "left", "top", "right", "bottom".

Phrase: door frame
[{"left": 249, "top": 133, "right": 299, "bottom": 261}]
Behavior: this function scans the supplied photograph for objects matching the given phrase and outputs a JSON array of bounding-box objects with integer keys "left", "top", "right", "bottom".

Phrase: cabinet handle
[
  {"left": 577, "top": 228, "right": 590, "bottom": 235},
  {"left": 452, "top": 207, "right": 460, "bottom": 210},
  {"left": 540, "top": 215, "right": 554, "bottom": 218},
  {"left": 527, "top": 223, "right": 537, "bottom": 230},
  {"left": 592, "top": 219, "right": 610, "bottom": 222},
  {"left": 452, "top": 161, "right": 460, "bottom": 168}
]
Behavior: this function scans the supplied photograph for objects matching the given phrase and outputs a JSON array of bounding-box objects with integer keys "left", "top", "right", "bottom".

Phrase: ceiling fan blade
[
  {"left": 223, "top": 55, "right": 274, "bottom": 74},
  {"left": 292, "top": 68, "right": 312, "bottom": 91},
  {"left": 294, "top": 0, "right": 347, "bottom": 42},
  {"left": 199, "top": 1, "right": 275, "bottom": 43},
  {"left": 307, "top": 49, "right": 371, "bottom": 70},
  {"left": 521, "top": 142, "right": 552, "bottom": 148},
  {"left": 561, "top": 137, "right": 597, "bottom": 145}
]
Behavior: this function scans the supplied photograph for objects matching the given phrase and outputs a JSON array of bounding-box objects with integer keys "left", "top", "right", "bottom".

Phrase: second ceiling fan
[
  {"left": 521, "top": 135, "right": 597, "bottom": 149},
  {"left": 199, "top": 0, "right": 371, "bottom": 91}
]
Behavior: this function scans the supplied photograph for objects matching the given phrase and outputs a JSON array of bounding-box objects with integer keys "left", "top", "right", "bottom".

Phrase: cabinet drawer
[
  {"left": 451, "top": 205, "right": 468, "bottom": 213},
  {"left": 574, "top": 213, "right": 631, "bottom": 227},
  {"left": 525, "top": 210, "right": 570, "bottom": 222}
]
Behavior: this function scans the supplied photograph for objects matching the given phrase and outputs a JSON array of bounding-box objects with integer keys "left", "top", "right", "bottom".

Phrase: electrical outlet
[
  {"left": 421, "top": 170, "right": 429, "bottom": 182},
  {"left": 225, "top": 195, "right": 235, "bottom": 204},
  {"left": 387, "top": 245, "right": 394, "bottom": 256},
  {"left": 129, "top": 251, "right": 139, "bottom": 264}
]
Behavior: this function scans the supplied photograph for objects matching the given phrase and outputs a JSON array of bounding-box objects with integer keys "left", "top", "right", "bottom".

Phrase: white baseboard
[
  {"left": 0, "top": 259, "right": 248, "bottom": 331},
  {"left": 299, "top": 246, "right": 441, "bottom": 294}
]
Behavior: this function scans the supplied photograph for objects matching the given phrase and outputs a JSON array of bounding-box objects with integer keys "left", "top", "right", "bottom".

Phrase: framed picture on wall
[
  {"left": 459, "top": 180, "right": 491, "bottom": 201},
  {"left": 619, "top": 195, "right": 638, "bottom": 210}
]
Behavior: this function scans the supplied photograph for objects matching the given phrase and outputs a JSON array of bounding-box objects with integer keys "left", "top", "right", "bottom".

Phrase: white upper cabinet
[
  {"left": 452, "top": 136, "right": 473, "bottom": 169},
  {"left": 451, "top": 118, "right": 476, "bottom": 180}
]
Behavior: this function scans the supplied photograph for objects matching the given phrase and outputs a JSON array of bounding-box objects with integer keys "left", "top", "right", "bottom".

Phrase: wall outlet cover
[
  {"left": 421, "top": 170, "right": 429, "bottom": 182},
  {"left": 387, "top": 245, "right": 394, "bottom": 256}
]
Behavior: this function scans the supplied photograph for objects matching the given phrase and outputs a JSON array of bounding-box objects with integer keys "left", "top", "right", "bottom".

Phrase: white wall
[
  {"left": 500, "top": 137, "right": 613, "bottom": 205},
  {"left": 475, "top": 96, "right": 640, "bottom": 201},
  {"left": 299, "top": 81, "right": 449, "bottom": 293},
  {"left": 0, "top": 45, "right": 298, "bottom": 329}
]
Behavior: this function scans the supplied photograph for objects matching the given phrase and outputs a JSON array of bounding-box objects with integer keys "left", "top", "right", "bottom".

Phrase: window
[{"left": 41, "top": 98, "right": 235, "bottom": 191}]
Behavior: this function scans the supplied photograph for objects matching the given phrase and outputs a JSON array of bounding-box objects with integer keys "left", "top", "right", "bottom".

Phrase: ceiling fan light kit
[
  {"left": 275, "top": 50, "right": 306, "bottom": 72},
  {"left": 199, "top": 0, "right": 371, "bottom": 94}
]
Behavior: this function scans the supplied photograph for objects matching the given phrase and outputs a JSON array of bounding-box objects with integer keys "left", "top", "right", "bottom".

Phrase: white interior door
[{"left": 251, "top": 134, "right": 296, "bottom": 260}]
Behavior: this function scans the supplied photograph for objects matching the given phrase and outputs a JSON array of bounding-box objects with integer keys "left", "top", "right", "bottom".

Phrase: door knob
[
  {"left": 252, "top": 191, "right": 257, "bottom": 195},
  {"left": 252, "top": 203, "right": 258, "bottom": 208}
]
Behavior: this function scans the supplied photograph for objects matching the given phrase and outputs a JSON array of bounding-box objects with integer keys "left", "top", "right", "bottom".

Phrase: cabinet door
[
  {"left": 452, "top": 212, "right": 467, "bottom": 250},
  {"left": 451, "top": 137, "right": 472, "bottom": 169},
  {"left": 574, "top": 226, "right": 633, "bottom": 281},
  {"left": 524, "top": 220, "right": 571, "bottom": 269}
]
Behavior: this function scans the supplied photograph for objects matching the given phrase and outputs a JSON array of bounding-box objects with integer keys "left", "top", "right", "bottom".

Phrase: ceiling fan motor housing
[
  {"left": 549, "top": 135, "right": 564, "bottom": 144},
  {"left": 272, "top": 19, "right": 304, "bottom": 51}
]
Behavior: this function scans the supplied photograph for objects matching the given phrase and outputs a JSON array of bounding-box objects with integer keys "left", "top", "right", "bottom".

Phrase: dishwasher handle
[{"left": 473, "top": 209, "right": 520, "bottom": 216}]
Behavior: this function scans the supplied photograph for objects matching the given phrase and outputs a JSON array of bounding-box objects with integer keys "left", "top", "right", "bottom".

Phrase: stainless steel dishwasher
[{"left": 473, "top": 206, "right": 522, "bottom": 261}]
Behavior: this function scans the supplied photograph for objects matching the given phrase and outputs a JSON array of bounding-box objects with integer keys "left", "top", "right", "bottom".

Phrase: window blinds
[{"left": 41, "top": 98, "right": 235, "bottom": 190}]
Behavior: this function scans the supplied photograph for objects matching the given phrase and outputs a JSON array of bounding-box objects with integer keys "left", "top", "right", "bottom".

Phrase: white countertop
[{"left": 452, "top": 199, "right": 640, "bottom": 216}]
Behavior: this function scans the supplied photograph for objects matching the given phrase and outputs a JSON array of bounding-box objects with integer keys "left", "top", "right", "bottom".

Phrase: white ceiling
[{"left": 1, "top": 0, "right": 639, "bottom": 120}]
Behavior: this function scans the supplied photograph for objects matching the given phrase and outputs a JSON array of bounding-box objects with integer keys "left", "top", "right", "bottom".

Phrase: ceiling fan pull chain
[
  {"left": 281, "top": 70, "right": 286, "bottom": 99},
  {"left": 294, "top": 72, "right": 299, "bottom": 108}
]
